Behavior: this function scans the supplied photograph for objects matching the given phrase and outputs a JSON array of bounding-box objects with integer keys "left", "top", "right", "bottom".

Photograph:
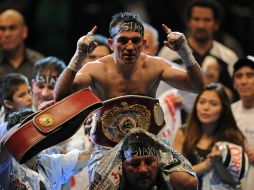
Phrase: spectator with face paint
[
  {"left": 0, "top": 57, "right": 69, "bottom": 189},
  {"left": 31, "top": 56, "right": 66, "bottom": 111},
  {"left": 30, "top": 56, "right": 72, "bottom": 188}
]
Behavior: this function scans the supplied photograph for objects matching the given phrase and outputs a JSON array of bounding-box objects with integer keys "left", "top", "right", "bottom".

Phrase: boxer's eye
[{"left": 117, "top": 37, "right": 142, "bottom": 45}]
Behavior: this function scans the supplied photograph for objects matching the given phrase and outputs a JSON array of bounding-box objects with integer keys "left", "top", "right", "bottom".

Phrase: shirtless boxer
[
  {"left": 51, "top": 12, "right": 203, "bottom": 189},
  {"left": 54, "top": 12, "right": 205, "bottom": 101}
]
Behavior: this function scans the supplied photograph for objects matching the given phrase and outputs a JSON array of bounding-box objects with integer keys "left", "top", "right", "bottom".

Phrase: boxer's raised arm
[
  {"left": 54, "top": 26, "right": 97, "bottom": 101},
  {"left": 162, "top": 24, "right": 205, "bottom": 93}
]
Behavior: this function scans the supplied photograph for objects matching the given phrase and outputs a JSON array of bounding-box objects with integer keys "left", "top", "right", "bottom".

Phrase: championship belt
[
  {"left": 90, "top": 95, "right": 165, "bottom": 147},
  {"left": 3, "top": 89, "right": 102, "bottom": 164}
]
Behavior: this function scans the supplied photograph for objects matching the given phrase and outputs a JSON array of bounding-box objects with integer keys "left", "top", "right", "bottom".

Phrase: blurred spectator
[
  {"left": 157, "top": 0, "right": 239, "bottom": 123},
  {"left": 0, "top": 73, "right": 32, "bottom": 123},
  {"left": 173, "top": 83, "right": 247, "bottom": 189},
  {"left": 231, "top": 56, "right": 254, "bottom": 190},
  {"left": 143, "top": 23, "right": 159, "bottom": 56},
  {"left": 202, "top": 55, "right": 233, "bottom": 101},
  {"left": 158, "top": 0, "right": 237, "bottom": 87},
  {"left": 0, "top": 8, "right": 44, "bottom": 82}
]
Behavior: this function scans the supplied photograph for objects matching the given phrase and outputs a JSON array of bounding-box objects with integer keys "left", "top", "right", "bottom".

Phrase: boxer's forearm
[
  {"left": 67, "top": 52, "right": 87, "bottom": 72},
  {"left": 162, "top": 25, "right": 205, "bottom": 93},
  {"left": 54, "top": 66, "right": 77, "bottom": 101},
  {"left": 176, "top": 39, "right": 205, "bottom": 93},
  {"left": 185, "top": 62, "right": 205, "bottom": 93}
]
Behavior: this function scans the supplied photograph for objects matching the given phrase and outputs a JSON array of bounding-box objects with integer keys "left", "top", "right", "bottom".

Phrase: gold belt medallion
[
  {"left": 38, "top": 113, "right": 54, "bottom": 127},
  {"left": 101, "top": 102, "right": 151, "bottom": 142}
]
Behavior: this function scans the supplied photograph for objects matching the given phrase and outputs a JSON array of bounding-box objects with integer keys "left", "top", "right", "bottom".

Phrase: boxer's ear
[
  {"left": 141, "top": 39, "right": 147, "bottom": 51},
  {"left": 108, "top": 38, "right": 114, "bottom": 51}
]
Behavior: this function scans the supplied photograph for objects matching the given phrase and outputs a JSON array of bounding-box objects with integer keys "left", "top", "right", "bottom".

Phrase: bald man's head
[
  {"left": 0, "top": 9, "right": 25, "bottom": 25},
  {"left": 0, "top": 9, "right": 28, "bottom": 52}
]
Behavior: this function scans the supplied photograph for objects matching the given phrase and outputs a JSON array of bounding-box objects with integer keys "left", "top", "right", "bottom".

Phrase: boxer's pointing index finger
[
  {"left": 162, "top": 24, "right": 171, "bottom": 34},
  {"left": 87, "top": 26, "right": 97, "bottom": 36}
]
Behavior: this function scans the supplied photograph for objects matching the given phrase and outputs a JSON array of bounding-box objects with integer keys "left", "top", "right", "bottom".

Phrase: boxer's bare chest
[{"left": 92, "top": 63, "right": 161, "bottom": 99}]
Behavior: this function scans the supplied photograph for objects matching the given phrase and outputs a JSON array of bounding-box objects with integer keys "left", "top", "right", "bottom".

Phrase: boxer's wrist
[
  {"left": 67, "top": 64, "right": 79, "bottom": 73},
  {"left": 67, "top": 52, "right": 86, "bottom": 72},
  {"left": 177, "top": 46, "right": 195, "bottom": 67}
]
